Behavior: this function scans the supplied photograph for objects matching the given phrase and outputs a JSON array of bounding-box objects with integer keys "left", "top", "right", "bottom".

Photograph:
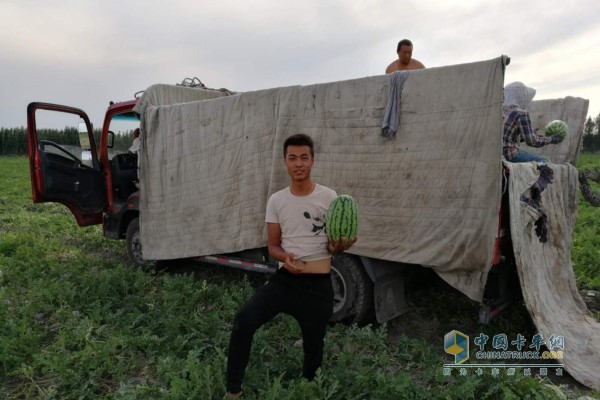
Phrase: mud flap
[{"left": 361, "top": 257, "right": 410, "bottom": 323}]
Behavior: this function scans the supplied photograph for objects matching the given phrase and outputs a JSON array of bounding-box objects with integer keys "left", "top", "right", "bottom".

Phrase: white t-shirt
[{"left": 265, "top": 184, "right": 337, "bottom": 261}]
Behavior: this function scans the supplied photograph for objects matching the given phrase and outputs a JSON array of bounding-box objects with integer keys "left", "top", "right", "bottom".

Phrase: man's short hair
[
  {"left": 397, "top": 39, "right": 413, "bottom": 51},
  {"left": 283, "top": 134, "right": 314, "bottom": 158}
]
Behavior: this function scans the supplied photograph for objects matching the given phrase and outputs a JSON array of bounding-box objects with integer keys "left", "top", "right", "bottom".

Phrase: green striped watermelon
[
  {"left": 544, "top": 120, "right": 568, "bottom": 139},
  {"left": 326, "top": 194, "right": 358, "bottom": 242}
]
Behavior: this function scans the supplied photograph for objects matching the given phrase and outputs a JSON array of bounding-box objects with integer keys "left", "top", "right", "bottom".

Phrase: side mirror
[{"left": 107, "top": 131, "right": 115, "bottom": 148}]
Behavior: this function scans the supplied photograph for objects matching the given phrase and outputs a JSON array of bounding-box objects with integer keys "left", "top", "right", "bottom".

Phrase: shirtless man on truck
[{"left": 385, "top": 39, "right": 425, "bottom": 73}]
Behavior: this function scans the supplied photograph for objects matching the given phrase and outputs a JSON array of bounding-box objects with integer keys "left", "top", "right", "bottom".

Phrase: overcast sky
[{"left": 1, "top": 0, "right": 599, "bottom": 129}]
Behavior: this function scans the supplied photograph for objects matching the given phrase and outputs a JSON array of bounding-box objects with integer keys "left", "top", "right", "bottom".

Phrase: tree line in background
[
  {"left": 1, "top": 113, "right": 600, "bottom": 156},
  {"left": 582, "top": 113, "right": 600, "bottom": 153},
  {"left": 0, "top": 127, "right": 134, "bottom": 156}
]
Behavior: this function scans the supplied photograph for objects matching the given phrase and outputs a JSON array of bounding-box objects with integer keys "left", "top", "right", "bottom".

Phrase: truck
[{"left": 25, "top": 57, "right": 587, "bottom": 327}]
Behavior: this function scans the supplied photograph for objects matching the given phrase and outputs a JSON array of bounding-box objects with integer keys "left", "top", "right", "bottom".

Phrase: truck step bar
[{"left": 194, "top": 255, "right": 277, "bottom": 274}]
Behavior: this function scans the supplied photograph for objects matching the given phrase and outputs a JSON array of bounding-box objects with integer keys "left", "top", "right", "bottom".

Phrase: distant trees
[
  {"left": 0, "top": 127, "right": 28, "bottom": 156},
  {"left": 0, "top": 127, "right": 132, "bottom": 156},
  {"left": 582, "top": 112, "right": 600, "bottom": 153}
]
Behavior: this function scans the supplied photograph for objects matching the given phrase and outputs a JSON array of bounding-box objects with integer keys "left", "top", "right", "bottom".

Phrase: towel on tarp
[{"left": 381, "top": 70, "right": 409, "bottom": 138}]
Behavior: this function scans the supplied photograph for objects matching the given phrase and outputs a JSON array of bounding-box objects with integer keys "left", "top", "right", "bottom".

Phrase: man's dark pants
[{"left": 226, "top": 269, "right": 334, "bottom": 393}]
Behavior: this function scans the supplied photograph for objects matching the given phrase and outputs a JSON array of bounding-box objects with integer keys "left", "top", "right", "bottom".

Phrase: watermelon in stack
[
  {"left": 544, "top": 120, "right": 568, "bottom": 140},
  {"left": 326, "top": 194, "right": 358, "bottom": 242}
]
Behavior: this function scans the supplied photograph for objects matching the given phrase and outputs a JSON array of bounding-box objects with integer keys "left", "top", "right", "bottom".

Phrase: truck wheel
[
  {"left": 330, "top": 254, "right": 373, "bottom": 324},
  {"left": 126, "top": 217, "right": 155, "bottom": 270}
]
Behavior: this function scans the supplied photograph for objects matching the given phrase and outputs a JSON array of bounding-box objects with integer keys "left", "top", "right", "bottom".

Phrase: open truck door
[{"left": 27, "top": 102, "right": 105, "bottom": 226}]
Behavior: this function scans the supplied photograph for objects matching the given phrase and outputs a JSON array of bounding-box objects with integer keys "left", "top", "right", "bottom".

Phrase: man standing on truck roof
[
  {"left": 223, "top": 134, "right": 356, "bottom": 399},
  {"left": 503, "top": 81, "right": 563, "bottom": 163},
  {"left": 385, "top": 39, "right": 425, "bottom": 73}
]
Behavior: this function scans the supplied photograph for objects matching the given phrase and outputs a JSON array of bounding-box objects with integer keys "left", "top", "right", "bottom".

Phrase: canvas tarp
[
  {"left": 526, "top": 97, "right": 589, "bottom": 165},
  {"left": 136, "top": 83, "right": 231, "bottom": 106},
  {"left": 506, "top": 161, "right": 600, "bottom": 390},
  {"left": 134, "top": 57, "right": 507, "bottom": 301}
]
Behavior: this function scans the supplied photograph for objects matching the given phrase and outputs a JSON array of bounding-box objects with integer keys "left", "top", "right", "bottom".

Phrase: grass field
[
  {"left": 1, "top": 156, "right": 599, "bottom": 399},
  {"left": 572, "top": 153, "right": 600, "bottom": 290}
]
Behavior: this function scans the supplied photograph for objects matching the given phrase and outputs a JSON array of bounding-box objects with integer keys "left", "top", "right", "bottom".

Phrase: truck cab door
[{"left": 27, "top": 102, "right": 105, "bottom": 226}]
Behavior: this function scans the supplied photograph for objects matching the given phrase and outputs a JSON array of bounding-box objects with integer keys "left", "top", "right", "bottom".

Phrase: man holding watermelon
[
  {"left": 224, "top": 134, "right": 357, "bottom": 398},
  {"left": 503, "top": 81, "right": 564, "bottom": 163}
]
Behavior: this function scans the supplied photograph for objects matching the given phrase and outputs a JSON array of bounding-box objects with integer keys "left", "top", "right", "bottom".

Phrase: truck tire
[
  {"left": 330, "top": 253, "right": 373, "bottom": 324},
  {"left": 126, "top": 217, "right": 155, "bottom": 270}
]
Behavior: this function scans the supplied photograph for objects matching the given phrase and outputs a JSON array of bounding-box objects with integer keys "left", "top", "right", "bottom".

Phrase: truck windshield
[{"left": 108, "top": 112, "right": 140, "bottom": 160}]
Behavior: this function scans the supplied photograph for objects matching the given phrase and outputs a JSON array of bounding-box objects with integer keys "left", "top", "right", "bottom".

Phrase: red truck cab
[{"left": 27, "top": 100, "right": 142, "bottom": 251}]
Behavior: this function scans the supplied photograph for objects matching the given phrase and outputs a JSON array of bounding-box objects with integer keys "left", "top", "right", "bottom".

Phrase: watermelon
[
  {"left": 545, "top": 120, "right": 568, "bottom": 140},
  {"left": 326, "top": 194, "right": 358, "bottom": 242}
]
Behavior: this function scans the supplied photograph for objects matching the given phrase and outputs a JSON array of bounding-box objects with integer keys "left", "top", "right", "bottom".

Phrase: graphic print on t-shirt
[{"left": 303, "top": 211, "right": 326, "bottom": 235}]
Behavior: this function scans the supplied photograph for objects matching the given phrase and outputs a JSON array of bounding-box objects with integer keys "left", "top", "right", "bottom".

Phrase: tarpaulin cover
[
  {"left": 506, "top": 161, "right": 600, "bottom": 390},
  {"left": 134, "top": 57, "right": 507, "bottom": 301},
  {"left": 526, "top": 97, "right": 589, "bottom": 165},
  {"left": 133, "top": 57, "right": 588, "bottom": 303}
]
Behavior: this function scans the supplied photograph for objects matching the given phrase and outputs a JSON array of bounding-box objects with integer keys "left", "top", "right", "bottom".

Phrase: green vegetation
[
  {"left": 582, "top": 113, "right": 600, "bottom": 153},
  {"left": 1, "top": 156, "right": 599, "bottom": 399},
  {"left": 572, "top": 154, "right": 600, "bottom": 290}
]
